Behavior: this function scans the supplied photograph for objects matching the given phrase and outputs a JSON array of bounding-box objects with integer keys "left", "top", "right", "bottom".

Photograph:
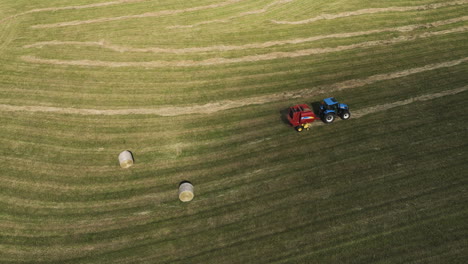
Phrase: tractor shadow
[
  {"left": 310, "top": 101, "right": 322, "bottom": 115},
  {"left": 311, "top": 101, "right": 326, "bottom": 123}
]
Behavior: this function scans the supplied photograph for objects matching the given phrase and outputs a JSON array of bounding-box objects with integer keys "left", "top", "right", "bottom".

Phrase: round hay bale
[
  {"left": 179, "top": 182, "right": 194, "bottom": 202},
  {"left": 118, "top": 150, "right": 134, "bottom": 168}
]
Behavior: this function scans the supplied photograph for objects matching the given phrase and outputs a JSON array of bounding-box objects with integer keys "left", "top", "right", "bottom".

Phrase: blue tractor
[{"left": 319, "top": 97, "right": 351, "bottom": 124}]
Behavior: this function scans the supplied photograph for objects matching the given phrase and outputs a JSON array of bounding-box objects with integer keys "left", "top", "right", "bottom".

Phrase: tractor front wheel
[
  {"left": 323, "top": 114, "right": 335, "bottom": 124},
  {"left": 340, "top": 111, "right": 351, "bottom": 120},
  {"left": 295, "top": 126, "right": 304, "bottom": 132}
]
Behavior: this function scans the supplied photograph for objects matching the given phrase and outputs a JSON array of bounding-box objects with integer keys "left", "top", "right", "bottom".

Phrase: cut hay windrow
[
  {"left": 168, "top": 0, "right": 295, "bottom": 29},
  {"left": 0, "top": 0, "right": 147, "bottom": 24},
  {"left": 21, "top": 26, "right": 468, "bottom": 67},
  {"left": 30, "top": 0, "right": 246, "bottom": 29},
  {"left": 1, "top": 0, "right": 466, "bottom": 262},
  {"left": 1, "top": 58, "right": 464, "bottom": 116},
  {"left": 271, "top": 0, "right": 468, "bottom": 24},
  {"left": 23, "top": 16, "right": 468, "bottom": 53}
]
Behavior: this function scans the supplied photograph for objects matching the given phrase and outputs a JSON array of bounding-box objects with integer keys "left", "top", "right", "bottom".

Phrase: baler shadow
[
  {"left": 127, "top": 150, "right": 135, "bottom": 163},
  {"left": 279, "top": 108, "right": 291, "bottom": 126}
]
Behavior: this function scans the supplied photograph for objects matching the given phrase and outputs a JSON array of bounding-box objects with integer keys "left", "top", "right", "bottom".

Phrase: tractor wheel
[
  {"left": 323, "top": 113, "right": 335, "bottom": 124},
  {"left": 340, "top": 111, "right": 351, "bottom": 120}
]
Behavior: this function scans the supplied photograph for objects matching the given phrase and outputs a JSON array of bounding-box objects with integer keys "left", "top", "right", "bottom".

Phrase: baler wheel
[{"left": 296, "top": 126, "right": 304, "bottom": 132}]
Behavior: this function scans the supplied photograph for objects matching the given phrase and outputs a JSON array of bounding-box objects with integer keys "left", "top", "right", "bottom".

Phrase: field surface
[{"left": 0, "top": 0, "right": 467, "bottom": 263}]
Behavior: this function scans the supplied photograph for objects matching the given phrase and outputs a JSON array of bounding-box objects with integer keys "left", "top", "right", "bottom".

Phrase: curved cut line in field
[
  {"left": 271, "top": 0, "right": 468, "bottom": 24},
  {"left": 0, "top": 0, "right": 146, "bottom": 24},
  {"left": 24, "top": 16, "right": 468, "bottom": 53},
  {"left": 0, "top": 189, "right": 175, "bottom": 210},
  {"left": 0, "top": 157, "right": 280, "bottom": 196},
  {"left": 2, "top": 58, "right": 467, "bottom": 116},
  {"left": 31, "top": 0, "right": 245, "bottom": 29},
  {"left": 0, "top": 214, "right": 156, "bottom": 238},
  {"left": 168, "top": 0, "right": 295, "bottom": 29},
  {"left": 0, "top": 212, "right": 161, "bottom": 240},
  {"left": 269, "top": 210, "right": 465, "bottom": 264},
  {"left": 1, "top": 156, "right": 118, "bottom": 174},
  {"left": 1, "top": 174, "right": 461, "bottom": 239},
  {"left": 0, "top": 189, "right": 376, "bottom": 251},
  {"left": 0, "top": 172, "right": 316, "bottom": 219},
  {"left": 2, "top": 83, "right": 466, "bottom": 194},
  {"left": 0, "top": 190, "right": 328, "bottom": 261},
  {"left": 3, "top": 208, "right": 459, "bottom": 262},
  {"left": 353, "top": 86, "right": 468, "bottom": 118},
  {"left": 21, "top": 26, "right": 468, "bottom": 67}
]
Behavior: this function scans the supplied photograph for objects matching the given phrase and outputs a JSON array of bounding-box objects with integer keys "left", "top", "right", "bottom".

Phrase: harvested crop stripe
[
  {"left": 24, "top": 16, "right": 468, "bottom": 53},
  {"left": 1, "top": 58, "right": 466, "bottom": 116},
  {"left": 31, "top": 0, "right": 246, "bottom": 28},
  {"left": 272, "top": 0, "right": 468, "bottom": 24},
  {"left": 21, "top": 26, "right": 468, "bottom": 67}
]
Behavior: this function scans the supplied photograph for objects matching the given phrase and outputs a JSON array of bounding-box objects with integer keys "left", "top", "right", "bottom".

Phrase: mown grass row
[
  {"left": 0, "top": 0, "right": 465, "bottom": 107},
  {"left": 0, "top": 70, "right": 466, "bottom": 205},
  {"left": 0, "top": 0, "right": 467, "bottom": 263},
  {"left": 0, "top": 89, "right": 466, "bottom": 262},
  {"left": 0, "top": 62, "right": 466, "bottom": 168},
  {"left": 23, "top": 5, "right": 466, "bottom": 51},
  {"left": 1, "top": 94, "right": 466, "bottom": 263},
  {"left": 2, "top": 32, "right": 467, "bottom": 108}
]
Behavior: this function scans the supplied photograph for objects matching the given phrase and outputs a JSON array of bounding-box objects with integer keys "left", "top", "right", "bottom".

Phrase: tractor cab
[
  {"left": 319, "top": 97, "right": 351, "bottom": 124},
  {"left": 287, "top": 104, "right": 317, "bottom": 132},
  {"left": 322, "top": 98, "right": 339, "bottom": 112}
]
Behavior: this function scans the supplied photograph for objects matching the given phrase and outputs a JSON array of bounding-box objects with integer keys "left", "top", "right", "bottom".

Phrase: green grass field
[{"left": 0, "top": 0, "right": 467, "bottom": 263}]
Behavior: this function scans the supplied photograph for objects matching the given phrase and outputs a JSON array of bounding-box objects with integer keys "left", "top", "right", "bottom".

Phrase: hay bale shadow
[
  {"left": 127, "top": 150, "right": 135, "bottom": 163},
  {"left": 179, "top": 180, "right": 192, "bottom": 187}
]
